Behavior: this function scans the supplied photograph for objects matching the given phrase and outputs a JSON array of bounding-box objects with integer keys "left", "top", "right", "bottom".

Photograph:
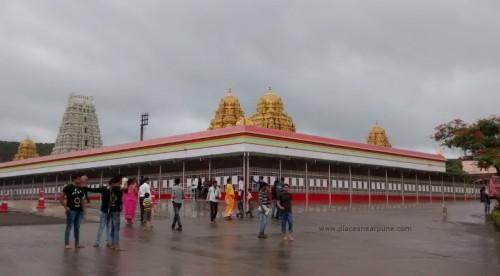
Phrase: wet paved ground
[
  {"left": 0, "top": 211, "right": 66, "bottom": 226},
  {"left": 1, "top": 201, "right": 500, "bottom": 276}
]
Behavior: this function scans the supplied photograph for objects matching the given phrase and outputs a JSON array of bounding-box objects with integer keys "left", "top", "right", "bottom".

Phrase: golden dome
[
  {"left": 367, "top": 123, "right": 392, "bottom": 147},
  {"left": 14, "top": 138, "right": 39, "bottom": 160},
  {"left": 208, "top": 88, "right": 245, "bottom": 130},
  {"left": 249, "top": 88, "right": 296, "bottom": 132}
]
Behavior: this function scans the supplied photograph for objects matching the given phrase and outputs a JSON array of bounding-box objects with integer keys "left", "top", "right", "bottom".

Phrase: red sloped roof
[
  {"left": 0, "top": 126, "right": 445, "bottom": 169},
  {"left": 243, "top": 126, "right": 445, "bottom": 161}
]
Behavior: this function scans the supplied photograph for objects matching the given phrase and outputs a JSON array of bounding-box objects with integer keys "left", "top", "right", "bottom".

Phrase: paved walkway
[{"left": 1, "top": 201, "right": 499, "bottom": 275}]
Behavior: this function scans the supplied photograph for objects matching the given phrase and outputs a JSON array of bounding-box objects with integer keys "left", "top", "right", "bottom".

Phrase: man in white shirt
[
  {"left": 192, "top": 177, "right": 199, "bottom": 200},
  {"left": 139, "top": 178, "right": 151, "bottom": 225},
  {"left": 238, "top": 177, "right": 245, "bottom": 192},
  {"left": 206, "top": 181, "right": 221, "bottom": 223}
]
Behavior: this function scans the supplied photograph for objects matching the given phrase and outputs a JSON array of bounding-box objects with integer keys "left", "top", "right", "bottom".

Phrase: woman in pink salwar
[{"left": 123, "top": 178, "right": 138, "bottom": 225}]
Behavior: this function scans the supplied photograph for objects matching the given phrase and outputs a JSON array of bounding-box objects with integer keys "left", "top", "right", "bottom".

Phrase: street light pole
[{"left": 140, "top": 113, "right": 149, "bottom": 141}]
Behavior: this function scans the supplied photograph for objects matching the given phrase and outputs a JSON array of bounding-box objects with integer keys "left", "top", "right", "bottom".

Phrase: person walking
[
  {"left": 257, "top": 176, "right": 271, "bottom": 239},
  {"left": 139, "top": 178, "right": 151, "bottom": 225},
  {"left": 108, "top": 176, "right": 125, "bottom": 251},
  {"left": 480, "top": 186, "right": 491, "bottom": 215},
  {"left": 123, "top": 178, "right": 138, "bottom": 225},
  {"left": 224, "top": 178, "right": 235, "bottom": 220},
  {"left": 271, "top": 180, "right": 278, "bottom": 220},
  {"left": 60, "top": 173, "right": 87, "bottom": 249},
  {"left": 192, "top": 176, "right": 198, "bottom": 200},
  {"left": 236, "top": 187, "right": 244, "bottom": 219},
  {"left": 197, "top": 177, "right": 203, "bottom": 201},
  {"left": 171, "top": 178, "right": 184, "bottom": 231},
  {"left": 277, "top": 183, "right": 294, "bottom": 241},
  {"left": 86, "top": 181, "right": 112, "bottom": 248},
  {"left": 245, "top": 187, "right": 254, "bottom": 218},
  {"left": 275, "top": 177, "right": 285, "bottom": 220},
  {"left": 238, "top": 177, "right": 245, "bottom": 193},
  {"left": 142, "top": 193, "right": 154, "bottom": 231},
  {"left": 206, "top": 180, "right": 221, "bottom": 223}
]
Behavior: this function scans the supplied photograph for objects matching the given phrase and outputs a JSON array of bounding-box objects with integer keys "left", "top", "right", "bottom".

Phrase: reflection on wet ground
[
  {"left": 148, "top": 200, "right": 456, "bottom": 220},
  {"left": 1, "top": 201, "right": 499, "bottom": 275}
]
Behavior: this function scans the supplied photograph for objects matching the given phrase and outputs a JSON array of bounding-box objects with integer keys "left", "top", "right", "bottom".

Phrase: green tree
[
  {"left": 445, "top": 159, "right": 464, "bottom": 175},
  {"left": 433, "top": 116, "right": 500, "bottom": 176}
]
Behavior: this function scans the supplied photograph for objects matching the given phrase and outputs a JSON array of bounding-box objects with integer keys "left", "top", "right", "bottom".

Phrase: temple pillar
[
  {"left": 428, "top": 174, "right": 432, "bottom": 203},
  {"left": 441, "top": 174, "right": 445, "bottom": 203},
  {"left": 368, "top": 168, "right": 371, "bottom": 208},
  {"left": 328, "top": 163, "right": 332, "bottom": 207},
  {"left": 452, "top": 176, "right": 456, "bottom": 201},
  {"left": 158, "top": 164, "right": 162, "bottom": 202},
  {"left": 401, "top": 171, "right": 404, "bottom": 205},
  {"left": 305, "top": 161, "right": 309, "bottom": 206},
  {"left": 182, "top": 161, "right": 186, "bottom": 194},
  {"left": 349, "top": 165, "right": 353, "bottom": 208},
  {"left": 416, "top": 173, "right": 419, "bottom": 204}
]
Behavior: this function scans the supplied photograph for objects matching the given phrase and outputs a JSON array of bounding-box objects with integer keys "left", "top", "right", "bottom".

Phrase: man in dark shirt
[
  {"left": 271, "top": 180, "right": 278, "bottom": 220},
  {"left": 108, "top": 175, "right": 123, "bottom": 251},
  {"left": 277, "top": 183, "right": 294, "bottom": 241},
  {"left": 275, "top": 177, "right": 285, "bottom": 219},
  {"left": 108, "top": 175, "right": 125, "bottom": 251},
  {"left": 60, "top": 173, "right": 87, "bottom": 249},
  {"left": 86, "top": 183, "right": 112, "bottom": 248}
]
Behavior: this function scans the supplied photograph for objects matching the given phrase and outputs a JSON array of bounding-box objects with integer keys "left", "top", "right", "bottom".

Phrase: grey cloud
[{"left": 0, "top": 0, "right": 499, "bottom": 158}]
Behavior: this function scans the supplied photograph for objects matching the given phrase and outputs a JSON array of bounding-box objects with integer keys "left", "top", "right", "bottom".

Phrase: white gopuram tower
[{"left": 52, "top": 94, "right": 103, "bottom": 154}]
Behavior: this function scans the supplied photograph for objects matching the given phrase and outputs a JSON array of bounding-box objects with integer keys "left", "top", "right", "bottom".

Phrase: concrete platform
[{"left": 1, "top": 201, "right": 499, "bottom": 275}]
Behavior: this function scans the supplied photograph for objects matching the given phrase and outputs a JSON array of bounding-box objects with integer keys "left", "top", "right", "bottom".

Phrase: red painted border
[
  {"left": 0, "top": 126, "right": 446, "bottom": 170},
  {"left": 41, "top": 192, "right": 475, "bottom": 203}
]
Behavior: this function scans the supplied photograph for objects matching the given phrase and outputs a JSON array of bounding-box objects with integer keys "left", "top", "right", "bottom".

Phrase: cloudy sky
[{"left": 1, "top": 1, "right": 499, "bottom": 157}]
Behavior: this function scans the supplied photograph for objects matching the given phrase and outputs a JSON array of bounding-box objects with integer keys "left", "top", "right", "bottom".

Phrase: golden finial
[
  {"left": 367, "top": 122, "right": 391, "bottom": 147},
  {"left": 208, "top": 89, "right": 245, "bottom": 130},
  {"left": 248, "top": 88, "right": 296, "bottom": 132},
  {"left": 14, "top": 137, "right": 39, "bottom": 160}
]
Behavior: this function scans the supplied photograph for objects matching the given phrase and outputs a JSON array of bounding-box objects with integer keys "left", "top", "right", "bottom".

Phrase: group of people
[
  {"left": 59, "top": 173, "right": 155, "bottom": 251},
  {"left": 59, "top": 173, "right": 294, "bottom": 251},
  {"left": 199, "top": 175, "right": 294, "bottom": 240}
]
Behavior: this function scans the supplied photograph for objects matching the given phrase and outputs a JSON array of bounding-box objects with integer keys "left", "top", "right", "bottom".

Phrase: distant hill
[{"left": 0, "top": 141, "right": 54, "bottom": 163}]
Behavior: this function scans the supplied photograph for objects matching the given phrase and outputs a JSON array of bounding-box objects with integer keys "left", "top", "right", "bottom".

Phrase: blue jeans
[
  {"left": 484, "top": 202, "right": 491, "bottom": 214},
  {"left": 172, "top": 202, "right": 182, "bottom": 228},
  {"left": 271, "top": 200, "right": 277, "bottom": 218},
  {"left": 95, "top": 211, "right": 110, "bottom": 245},
  {"left": 281, "top": 212, "right": 293, "bottom": 234},
  {"left": 258, "top": 208, "right": 269, "bottom": 235},
  {"left": 64, "top": 210, "right": 82, "bottom": 246},
  {"left": 109, "top": 212, "right": 121, "bottom": 246}
]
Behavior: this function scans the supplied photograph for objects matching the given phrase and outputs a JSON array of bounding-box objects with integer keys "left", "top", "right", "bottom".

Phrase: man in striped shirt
[
  {"left": 142, "top": 193, "right": 153, "bottom": 230},
  {"left": 257, "top": 176, "right": 271, "bottom": 239}
]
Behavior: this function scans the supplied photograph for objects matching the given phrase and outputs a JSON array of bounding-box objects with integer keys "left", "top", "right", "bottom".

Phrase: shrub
[{"left": 492, "top": 207, "right": 500, "bottom": 228}]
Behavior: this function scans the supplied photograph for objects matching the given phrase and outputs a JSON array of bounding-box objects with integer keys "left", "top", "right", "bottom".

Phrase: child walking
[{"left": 143, "top": 193, "right": 154, "bottom": 231}]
